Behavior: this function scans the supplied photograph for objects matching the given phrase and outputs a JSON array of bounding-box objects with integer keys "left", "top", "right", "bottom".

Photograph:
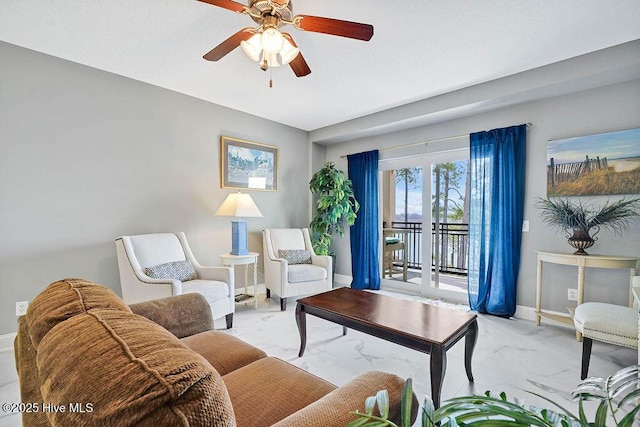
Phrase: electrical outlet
[
  {"left": 16, "top": 301, "right": 29, "bottom": 316},
  {"left": 568, "top": 289, "right": 578, "bottom": 301},
  {"left": 522, "top": 220, "right": 530, "bottom": 232}
]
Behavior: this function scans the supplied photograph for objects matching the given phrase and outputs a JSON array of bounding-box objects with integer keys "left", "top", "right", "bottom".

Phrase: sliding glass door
[{"left": 379, "top": 149, "right": 470, "bottom": 300}]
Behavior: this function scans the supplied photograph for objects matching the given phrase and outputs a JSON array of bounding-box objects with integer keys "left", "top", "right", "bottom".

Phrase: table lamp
[{"left": 215, "top": 192, "right": 263, "bottom": 255}]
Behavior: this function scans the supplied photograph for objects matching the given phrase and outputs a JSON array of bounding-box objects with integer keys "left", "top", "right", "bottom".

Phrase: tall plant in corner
[{"left": 309, "top": 162, "right": 360, "bottom": 256}]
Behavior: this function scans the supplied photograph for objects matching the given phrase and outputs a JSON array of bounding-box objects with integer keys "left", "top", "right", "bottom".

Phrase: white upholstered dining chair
[
  {"left": 115, "top": 232, "right": 235, "bottom": 328},
  {"left": 573, "top": 277, "right": 639, "bottom": 379},
  {"left": 262, "top": 228, "right": 332, "bottom": 310}
]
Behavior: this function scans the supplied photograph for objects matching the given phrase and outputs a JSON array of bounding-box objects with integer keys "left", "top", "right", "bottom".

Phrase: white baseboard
[
  {"left": 334, "top": 274, "right": 352, "bottom": 286},
  {"left": 514, "top": 305, "right": 574, "bottom": 329},
  {"left": 0, "top": 332, "right": 16, "bottom": 352},
  {"left": 514, "top": 304, "right": 538, "bottom": 321}
]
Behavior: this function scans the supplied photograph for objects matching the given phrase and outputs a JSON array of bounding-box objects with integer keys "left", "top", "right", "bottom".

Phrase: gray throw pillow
[
  {"left": 278, "top": 249, "right": 312, "bottom": 265},
  {"left": 144, "top": 260, "right": 198, "bottom": 282}
]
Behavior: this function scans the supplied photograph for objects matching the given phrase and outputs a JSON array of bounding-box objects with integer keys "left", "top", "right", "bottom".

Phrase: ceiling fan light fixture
[
  {"left": 261, "top": 26, "right": 284, "bottom": 53},
  {"left": 278, "top": 38, "right": 299, "bottom": 65},
  {"left": 200, "top": 0, "right": 374, "bottom": 79},
  {"left": 240, "top": 33, "right": 262, "bottom": 61},
  {"left": 263, "top": 51, "right": 280, "bottom": 67}
]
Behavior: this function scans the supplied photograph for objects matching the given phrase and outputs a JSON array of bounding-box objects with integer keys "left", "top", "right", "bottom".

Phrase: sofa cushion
[
  {"left": 287, "top": 264, "right": 328, "bottom": 283},
  {"left": 278, "top": 249, "right": 312, "bottom": 265},
  {"left": 271, "top": 371, "right": 415, "bottom": 427},
  {"left": 145, "top": 260, "right": 198, "bottom": 282},
  {"left": 130, "top": 293, "right": 215, "bottom": 339},
  {"left": 181, "top": 330, "right": 267, "bottom": 376},
  {"left": 26, "top": 278, "right": 131, "bottom": 349},
  {"left": 37, "top": 309, "right": 236, "bottom": 426},
  {"left": 223, "top": 357, "right": 336, "bottom": 427}
]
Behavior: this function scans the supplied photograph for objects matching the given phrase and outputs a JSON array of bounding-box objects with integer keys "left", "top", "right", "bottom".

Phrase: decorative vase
[{"left": 567, "top": 228, "right": 597, "bottom": 255}]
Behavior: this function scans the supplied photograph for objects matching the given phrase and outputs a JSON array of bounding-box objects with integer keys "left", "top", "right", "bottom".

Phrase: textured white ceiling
[{"left": 1, "top": 1, "right": 639, "bottom": 131}]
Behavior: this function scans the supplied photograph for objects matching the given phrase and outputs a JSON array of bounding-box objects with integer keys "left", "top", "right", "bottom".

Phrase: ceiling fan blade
[
  {"left": 197, "top": 0, "right": 246, "bottom": 13},
  {"left": 282, "top": 33, "right": 311, "bottom": 77},
  {"left": 289, "top": 53, "right": 311, "bottom": 77},
  {"left": 293, "top": 15, "right": 373, "bottom": 41},
  {"left": 203, "top": 28, "right": 254, "bottom": 61}
]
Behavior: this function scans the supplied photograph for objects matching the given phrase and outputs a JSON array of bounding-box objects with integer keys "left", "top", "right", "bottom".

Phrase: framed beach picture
[
  {"left": 546, "top": 127, "right": 640, "bottom": 196},
  {"left": 220, "top": 136, "right": 278, "bottom": 191}
]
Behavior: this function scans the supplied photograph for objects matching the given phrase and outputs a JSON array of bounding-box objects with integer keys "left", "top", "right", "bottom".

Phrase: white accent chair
[
  {"left": 262, "top": 228, "right": 332, "bottom": 311},
  {"left": 115, "top": 232, "right": 235, "bottom": 328},
  {"left": 573, "top": 297, "right": 639, "bottom": 379}
]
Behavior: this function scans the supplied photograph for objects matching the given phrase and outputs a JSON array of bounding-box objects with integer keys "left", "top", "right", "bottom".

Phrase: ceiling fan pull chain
[{"left": 269, "top": 67, "right": 273, "bottom": 88}]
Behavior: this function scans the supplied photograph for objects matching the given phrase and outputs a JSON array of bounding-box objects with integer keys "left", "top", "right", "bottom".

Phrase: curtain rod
[{"left": 339, "top": 123, "right": 532, "bottom": 159}]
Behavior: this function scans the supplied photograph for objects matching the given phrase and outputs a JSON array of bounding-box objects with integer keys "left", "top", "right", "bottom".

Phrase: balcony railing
[{"left": 387, "top": 221, "right": 468, "bottom": 276}]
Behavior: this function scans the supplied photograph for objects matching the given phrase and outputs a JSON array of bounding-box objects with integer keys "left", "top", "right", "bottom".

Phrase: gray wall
[
  {"left": 323, "top": 78, "right": 640, "bottom": 313},
  {"left": 0, "top": 42, "right": 310, "bottom": 335}
]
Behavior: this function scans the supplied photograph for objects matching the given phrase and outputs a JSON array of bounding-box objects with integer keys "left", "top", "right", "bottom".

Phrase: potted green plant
[
  {"left": 535, "top": 197, "right": 640, "bottom": 255},
  {"left": 309, "top": 162, "right": 359, "bottom": 256},
  {"left": 349, "top": 365, "right": 640, "bottom": 426}
]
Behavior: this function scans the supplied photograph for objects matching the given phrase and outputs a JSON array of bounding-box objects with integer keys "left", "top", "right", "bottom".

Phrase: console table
[
  {"left": 535, "top": 250, "right": 638, "bottom": 340},
  {"left": 220, "top": 252, "right": 259, "bottom": 310}
]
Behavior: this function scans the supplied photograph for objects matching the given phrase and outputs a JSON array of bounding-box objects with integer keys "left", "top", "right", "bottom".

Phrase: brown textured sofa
[{"left": 15, "top": 278, "right": 416, "bottom": 426}]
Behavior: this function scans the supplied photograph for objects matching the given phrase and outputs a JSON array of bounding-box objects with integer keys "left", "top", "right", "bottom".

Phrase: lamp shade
[{"left": 215, "top": 192, "right": 263, "bottom": 218}]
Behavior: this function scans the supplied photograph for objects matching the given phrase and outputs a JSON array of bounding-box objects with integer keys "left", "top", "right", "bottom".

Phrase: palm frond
[
  {"left": 587, "top": 198, "right": 640, "bottom": 233},
  {"left": 535, "top": 197, "right": 640, "bottom": 235}
]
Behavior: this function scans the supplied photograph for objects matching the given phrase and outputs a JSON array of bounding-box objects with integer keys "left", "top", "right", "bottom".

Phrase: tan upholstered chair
[
  {"left": 115, "top": 232, "right": 235, "bottom": 328},
  {"left": 262, "top": 228, "right": 332, "bottom": 310}
]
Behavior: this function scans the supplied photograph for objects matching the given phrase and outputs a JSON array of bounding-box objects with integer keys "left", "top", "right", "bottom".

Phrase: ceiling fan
[{"left": 198, "top": 0, "right": 374, "bottom": 78}]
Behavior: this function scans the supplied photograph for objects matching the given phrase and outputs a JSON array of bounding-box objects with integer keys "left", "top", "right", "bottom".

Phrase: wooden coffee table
[{"left": 295, "top": 287, "right": 478, "bottom": 408}]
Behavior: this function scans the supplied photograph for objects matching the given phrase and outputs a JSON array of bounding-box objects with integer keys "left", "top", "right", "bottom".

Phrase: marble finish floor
[
  {"left": 1, "top": 288, "right": 636, "bottom": 426},
  {"left": 230, "top": 292, "right": 636, "bottom": 424}
]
